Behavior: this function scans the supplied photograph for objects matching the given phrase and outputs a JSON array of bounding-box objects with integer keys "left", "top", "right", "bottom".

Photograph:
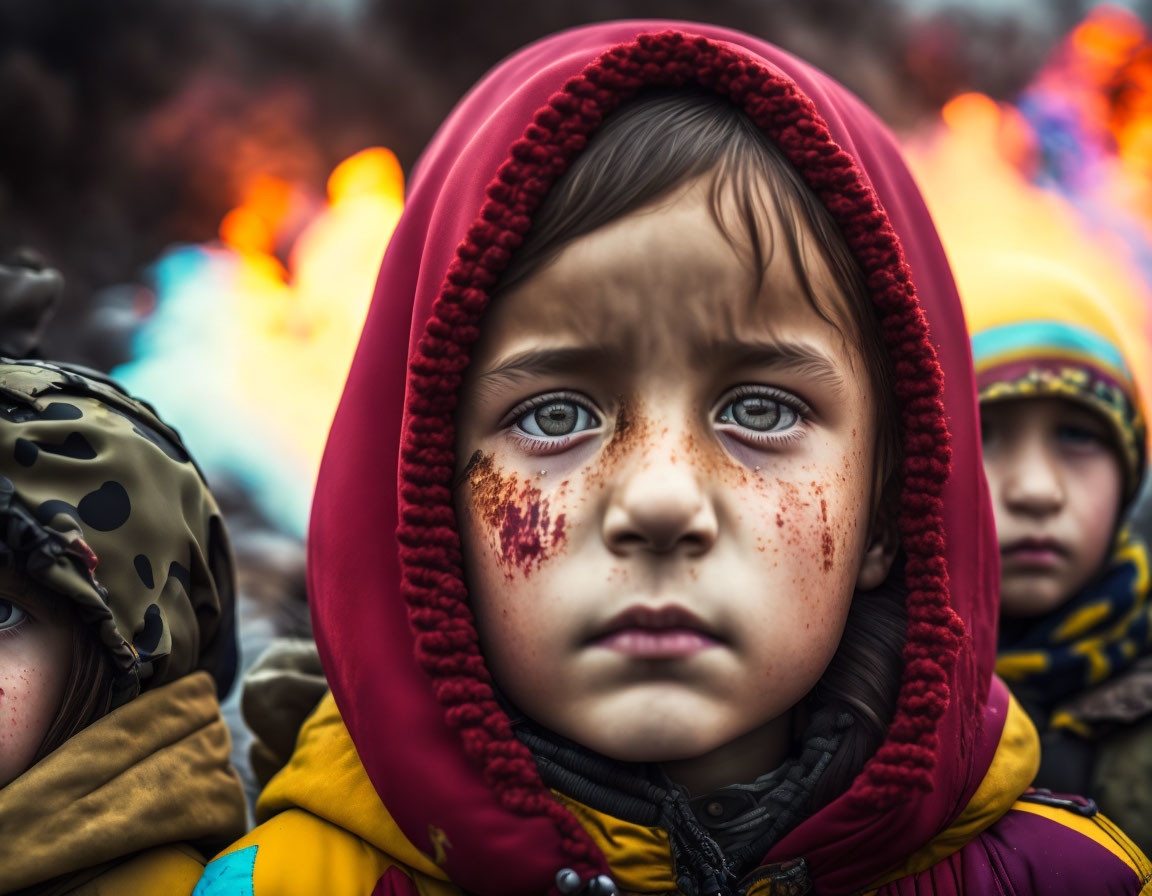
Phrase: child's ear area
[{"left": 856, "top": 518, "right": 899, "bottom": 591}]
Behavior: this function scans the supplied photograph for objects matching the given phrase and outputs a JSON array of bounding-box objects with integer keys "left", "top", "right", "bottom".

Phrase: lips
[
  {"left": 589, "top": 604, "right": 722, "bottom": 658},
  {"left": 1000, "top": 537, "right": 1068, "bottom": 569}
]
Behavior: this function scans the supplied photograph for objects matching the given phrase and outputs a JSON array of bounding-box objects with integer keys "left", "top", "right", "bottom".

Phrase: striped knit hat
[{"left": 964, "top": 252, "right": 1147, "bottom": 499}]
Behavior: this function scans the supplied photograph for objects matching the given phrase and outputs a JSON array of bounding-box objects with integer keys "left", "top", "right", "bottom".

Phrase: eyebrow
[
  {"left": 704, "top": 339, "right": 848, "bottom": 394},
  {"left": 474, "top": 339, "right": 848, "bottom": 394},
  {"left": 474, "top": 345, "right": 621, "bottom": 390}
]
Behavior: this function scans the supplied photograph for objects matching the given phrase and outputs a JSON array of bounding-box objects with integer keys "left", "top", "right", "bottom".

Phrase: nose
[
  {"left": 602, "top": 450, "right": 719, "bottom": 556},
  {"left": 1001, "top": 440, "right": 1065, "bottom": 518}
]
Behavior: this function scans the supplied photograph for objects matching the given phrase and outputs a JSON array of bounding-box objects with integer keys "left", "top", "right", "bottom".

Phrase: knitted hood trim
[
  {"left": 397, "top": 29, "right": 955, "bottom": 879},
  {"left": 310, "top": 22, "right": 995, "bottom": 895}
]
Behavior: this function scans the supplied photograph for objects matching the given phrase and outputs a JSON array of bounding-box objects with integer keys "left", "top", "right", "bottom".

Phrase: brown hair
[
  {"left": 497, "top": 87, "right": 906, "bottom": 808},
  {"left": 22, "top": 583, "right": 117, "bottom": 765}
]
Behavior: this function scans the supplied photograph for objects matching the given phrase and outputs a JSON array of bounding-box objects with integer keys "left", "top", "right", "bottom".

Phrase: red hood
[{"left": 309, "top": 21, "right": 1001, "bottom": 895}]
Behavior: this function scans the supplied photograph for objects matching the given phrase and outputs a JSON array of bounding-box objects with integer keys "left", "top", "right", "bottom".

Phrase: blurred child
[
  {"left": 197, "top": 23, "right": 1151, "bottom": 895},
  {"left": 0, "top": 358, "right": 246, "bottom": 894},
  {"left": 967, "top": 253, "right": 1152, "bottom": 853}
]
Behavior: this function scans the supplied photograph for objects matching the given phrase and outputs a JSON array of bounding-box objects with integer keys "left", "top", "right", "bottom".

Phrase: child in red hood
[{"left": 196, "top": 22, "right": 1152, "bottom": 896}]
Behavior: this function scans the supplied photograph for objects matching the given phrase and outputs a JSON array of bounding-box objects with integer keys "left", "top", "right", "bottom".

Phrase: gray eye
[
  {"left": 719, "top": 396, "right": 798, "bottom": 432},
  {"left": 0, "top": 600, "right": 27, "bottom": 630},
  {"left": 519, "top": 400, "right": 598, "bottom": 438}
]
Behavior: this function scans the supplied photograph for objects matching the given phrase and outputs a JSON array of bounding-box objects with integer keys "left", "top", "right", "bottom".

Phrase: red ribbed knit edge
[{"left": 397, "top": 31, "right": 961, "bottom": 882}]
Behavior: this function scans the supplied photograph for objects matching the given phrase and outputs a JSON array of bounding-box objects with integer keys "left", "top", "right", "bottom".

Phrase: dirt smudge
[
  {"left": 602, "top": 399, "right": 642, "bottom": 462},
  {"left": 583, "top": 398, "right": 653, "bottom": 490},
  {"left": 819, "top": 496, "right": 834, "bottom": 571},
  {"left": 468, "top": 452, "right": 567, "bottom": 578}
]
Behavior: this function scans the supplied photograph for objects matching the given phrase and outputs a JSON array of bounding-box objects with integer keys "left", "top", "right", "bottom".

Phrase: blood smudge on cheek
[
  {"left": 771, "top": 478, "right": 809, "bottom": 553},
  {"left": 819, "top": 497, "right": 834, "bottom": 572},
  {"left": 468, "top": 452, "right": 567, "bottom": 577},
  {"left": 765, "top": 477, "right": 840, "bottom": 577}
]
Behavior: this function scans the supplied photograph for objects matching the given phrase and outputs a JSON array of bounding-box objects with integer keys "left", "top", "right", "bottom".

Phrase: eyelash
[
  {"left": 713, "top": 385, "right": 810, "bottom": 447},
  {"left": 0, "top": 600, "right": 30, "bottom": 639},
  {"left": 1055, "top": 424, "right": 1106, "bottom": 442},
  {"left": 502, "top": 391, "right": 603, "bottom": 455},
  {"left": 500, "top": 385, "right": 810, "bottom": 456}
]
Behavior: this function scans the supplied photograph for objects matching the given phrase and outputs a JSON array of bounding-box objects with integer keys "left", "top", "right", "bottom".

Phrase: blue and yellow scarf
[
  {"left": 963, "top": 253, "right": 1151, "bottom": 732},
  {"left": 996, "top": 525, "right": 1152, "bottom": 732}
]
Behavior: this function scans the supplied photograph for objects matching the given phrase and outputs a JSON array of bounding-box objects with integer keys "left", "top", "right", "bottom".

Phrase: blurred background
[{"left": 4, "top": 0, "right": 1152, "bottom": 795}]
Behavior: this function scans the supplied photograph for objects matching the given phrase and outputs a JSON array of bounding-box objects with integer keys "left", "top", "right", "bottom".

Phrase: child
[
  {"left": 967, "top": 252, "right": 1152, "bottom": 854},
  {"left": 0, "top": 358, "right": 246, "bottom": 893},
  {"left": 197, "top": 22, "right": 1152, "bottom": 895}
]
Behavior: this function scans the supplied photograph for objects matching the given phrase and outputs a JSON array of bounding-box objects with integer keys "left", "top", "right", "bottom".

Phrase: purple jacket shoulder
[{"left": 876, "top": 794, "right": 1152, "bottom": 895}]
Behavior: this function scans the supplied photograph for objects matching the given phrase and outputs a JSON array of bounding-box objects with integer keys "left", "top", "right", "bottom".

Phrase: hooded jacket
[
  {"left": 0, "top": 673, "right": 245, "bottom": 895},
  {"left": 961, "top": 251, "right": 1152, "bottom": 853},
  {"left": 197, "top": 22, "right": 1152, "bottom": 896},
  {"left": 0, "top": 359, "right": 246, "bottom": 894}
]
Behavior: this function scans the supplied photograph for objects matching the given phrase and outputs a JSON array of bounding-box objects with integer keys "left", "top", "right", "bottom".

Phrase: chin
[
  {"left": 1000, "top": 582, "right": 1074, "bottom": 618},
  {"left": 552, "top": 700, "right": 738, "bottom": 764},
  {"left": 583, "top": 726, "right": 722, "bottom": 764}
]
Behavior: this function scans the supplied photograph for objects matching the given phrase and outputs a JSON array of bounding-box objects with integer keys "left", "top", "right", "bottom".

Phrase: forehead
[
  {"left": 0, "top": 565, "right": 25, "bottom": 598},
  {"left": 982, "top": 396, "right": 1111, "bottom": 427},
  {"left": 0, "top": 566, "right": 63, "bottom": 619},
  {"left": 476, "top": 178, "right": 861, "bottom": 369}
]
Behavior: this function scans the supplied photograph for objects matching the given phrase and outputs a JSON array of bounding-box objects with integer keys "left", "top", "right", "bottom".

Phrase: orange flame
[
  {"left": 119, "top": 97, "right": 415, "bottom": 531},
  {"left": 1042, "top": 6, "right": 1152, "bottom": 217},
  {"left": 218, "top": 147, "right": 404, "bottom": 486},
  {"left": 219, "top": 173, "right": 295, "bottom": 258},
  {"left": 903, "top": 90, "right": 1152, "bottom": 419},
  {"left": 117, "top": 145, "right": 406, "bottom": 531}
]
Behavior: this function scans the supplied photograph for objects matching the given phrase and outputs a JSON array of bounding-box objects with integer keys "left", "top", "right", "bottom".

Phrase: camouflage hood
[{"left": 0, "top": 358, "right": 237, "bottom": 706}]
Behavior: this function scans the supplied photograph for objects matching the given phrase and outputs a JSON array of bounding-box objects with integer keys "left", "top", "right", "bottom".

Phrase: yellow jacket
[
  {"left": 198, "top": 687, "right": 1151, "bottom": 895},
  {"left": 0, "top": 673, "right": 246, "bottom": 896}
]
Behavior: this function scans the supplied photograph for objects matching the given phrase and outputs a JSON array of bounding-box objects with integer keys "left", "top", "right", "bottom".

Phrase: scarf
[
  {"left": 997, "top": 525, "right": 1152, "bottom": 730},
  {"left": 514, "top": 710, "right": 851, "bottom": 895}
]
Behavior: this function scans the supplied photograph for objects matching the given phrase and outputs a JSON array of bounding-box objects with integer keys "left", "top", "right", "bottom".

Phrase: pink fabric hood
[{"left": 308, "top": 21, "right": 1002, "bottom": 894}]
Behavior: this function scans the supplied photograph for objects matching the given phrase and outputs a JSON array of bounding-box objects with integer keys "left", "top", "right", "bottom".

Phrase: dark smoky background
[
  {"left": 2, "top": 0, "right": 1142, "bottom": 608},
  {"left": 4, "top": 0, "right": 1150, "bottom": 803},
  {"left": 0, "top": 0, "right": 1088, "bottom": 369}
]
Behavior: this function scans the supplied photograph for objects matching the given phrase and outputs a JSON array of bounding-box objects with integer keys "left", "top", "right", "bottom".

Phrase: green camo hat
[{"left": 0, "top": 359, "right": 237, "bottom": 706}]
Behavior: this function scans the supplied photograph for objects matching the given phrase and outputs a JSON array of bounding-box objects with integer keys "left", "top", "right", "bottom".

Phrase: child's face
[
  {"left": 0, "top": 575, "right": 73, "bottom": 787},
  {"left": 455, "top": 176, "right": 892, "bottom": 787},
  {"left": 982, "top": 397, "right": 1123, "bottom": 618}
]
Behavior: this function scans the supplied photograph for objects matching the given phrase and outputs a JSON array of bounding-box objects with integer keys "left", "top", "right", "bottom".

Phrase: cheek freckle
[{"left": 819, "top": 497, "right": 835, "bottom": 572}]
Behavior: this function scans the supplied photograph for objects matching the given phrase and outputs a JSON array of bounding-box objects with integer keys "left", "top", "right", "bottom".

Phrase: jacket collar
[{"left": 0, "top": 672, "right": 245, "bottom": 894}]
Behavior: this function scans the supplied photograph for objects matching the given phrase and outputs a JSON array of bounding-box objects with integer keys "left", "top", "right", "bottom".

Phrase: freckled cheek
[
  {"left": 462, "top": 481, "right": 584, "bottom": 652},
  {"left": 0, "top": 668, "right": 56, "bottom": 752},
  {"left": 743, "top": 601, "right": 848, "bottom": 701},
  {"left": 479, "top": 599, "right": 540, "bottom": 664},
  {"left": 739, "top": 481, "right": 864, "bottom": 571},
  {"left": 463, "top": 454, "right": 575, "bottom": 580},
  {"left": 786, "top": 615, "right": 851, "bottom": 680},
  {"left": 473, "top": 573, "right": 583, "bottom": 690},
  {"left": 1073, "top": 474, "right": 1121, "bottom": 559}
]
